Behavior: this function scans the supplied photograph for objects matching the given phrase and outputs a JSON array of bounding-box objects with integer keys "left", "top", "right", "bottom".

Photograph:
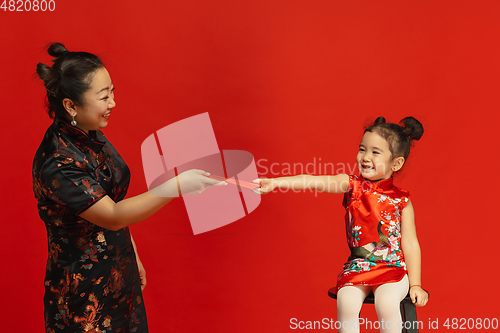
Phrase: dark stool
[{"left": 328, "top": 287, "right": 420, "bottom": 333}]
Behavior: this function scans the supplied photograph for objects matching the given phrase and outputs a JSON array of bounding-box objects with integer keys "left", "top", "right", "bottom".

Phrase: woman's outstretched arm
[
  {"left": 80, "top": 191, "right": 175, "bottom": 231},
  {"left": 80, "top": 169, "right": 225, "bottom": 231}
]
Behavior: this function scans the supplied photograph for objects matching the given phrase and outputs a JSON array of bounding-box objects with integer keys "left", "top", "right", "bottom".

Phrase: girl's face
[
  {"left": 357, "top": 131, "right": 403, "bottom": 181},
  {"left": 67, "top": 67, "right": 116, "bottom": 133}
]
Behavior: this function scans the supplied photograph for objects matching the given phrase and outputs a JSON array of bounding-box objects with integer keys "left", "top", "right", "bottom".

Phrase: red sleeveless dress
[{"left": 335, "top": 175, "right": 410, "bottom": 292}]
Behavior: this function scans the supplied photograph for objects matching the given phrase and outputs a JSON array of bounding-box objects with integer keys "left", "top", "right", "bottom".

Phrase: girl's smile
[{"left": 357, "top": 131, "right": 401, "bottom": 181}]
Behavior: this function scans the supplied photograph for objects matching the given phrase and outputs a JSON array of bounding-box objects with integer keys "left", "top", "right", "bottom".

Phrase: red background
[{"left": 1, "top": 1, "right": 499, "bottom": 332}]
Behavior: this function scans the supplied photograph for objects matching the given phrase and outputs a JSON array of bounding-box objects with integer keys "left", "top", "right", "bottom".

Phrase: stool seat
[{"left": 328, "top": 287, "right": 420, "bottom": 333}]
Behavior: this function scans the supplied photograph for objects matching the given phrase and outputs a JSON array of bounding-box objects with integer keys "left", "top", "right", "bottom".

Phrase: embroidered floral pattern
[
  {"left": 336, "top": 175, "right": 410, "bottom": 292},
  {"left": 33, "top": 119, "right": 148, "bottom": 332}
]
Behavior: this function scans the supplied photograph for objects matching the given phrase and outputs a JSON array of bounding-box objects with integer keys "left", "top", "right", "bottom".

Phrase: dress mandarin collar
[
  {"left": 361, "top": 176, "right": 394, "bottom": 192},
  {"left": 55, "top": 118, "right": 106, "bottom": 153}
]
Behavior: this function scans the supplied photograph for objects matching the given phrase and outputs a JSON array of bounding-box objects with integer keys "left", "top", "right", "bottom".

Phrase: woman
[{"left": 33, "top": 42, "right": 223, "bottom": 332}]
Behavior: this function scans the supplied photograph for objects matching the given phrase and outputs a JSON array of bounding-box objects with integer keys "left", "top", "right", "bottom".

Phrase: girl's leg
[
  {"left": 337, "top": 285, "right": 371, "bottom": 333},
  {"left": 372, "top": 274, "right": 409, "bottom": 333}
]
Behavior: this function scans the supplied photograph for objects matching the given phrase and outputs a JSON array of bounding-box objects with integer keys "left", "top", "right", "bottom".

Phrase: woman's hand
[
  {"left": 410, "top": 286, "right": 428, "bottom": 307},
  {"left": 150, "top": 169, "right": 226, "bottom": 197},
  {"left": 253, "top": 178, "right": 277, "bottom": 194},
  {"left": 137, "top": 258, "right": 147, "bottom": 291}
]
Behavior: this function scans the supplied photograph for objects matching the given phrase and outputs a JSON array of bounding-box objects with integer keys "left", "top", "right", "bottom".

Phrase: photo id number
[{"left": 1, "top": 0, "right": 55, "bottom": 12}]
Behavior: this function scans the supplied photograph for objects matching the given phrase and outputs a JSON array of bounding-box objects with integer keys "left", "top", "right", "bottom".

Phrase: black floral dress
[{"left": 33, "top": 118, "right": 148, "bottom": 333}]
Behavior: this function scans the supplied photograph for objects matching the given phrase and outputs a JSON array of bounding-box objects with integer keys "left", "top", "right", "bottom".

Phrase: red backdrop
[{"left": 1, "top": 1, "right": 499, "bottom": 332}]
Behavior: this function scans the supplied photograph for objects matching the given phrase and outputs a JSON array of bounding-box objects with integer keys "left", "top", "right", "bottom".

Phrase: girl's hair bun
[
  {"left": 400, "top": 117, "right": 424, "bottom": 141},
  {"left": 374, "top": 116, "right": 386, "bottom": 126},
  {"left": 47, "top": 42, "right": 70, "bottom": 58},
  {"left": 365, "top": 115, "right": 424, "bottom": 161}
]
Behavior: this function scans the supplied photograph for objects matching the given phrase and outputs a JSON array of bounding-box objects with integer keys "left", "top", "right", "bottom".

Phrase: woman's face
[
  {"left": 357, "top": 131, "right": 402, "bottom": 181},
  {"left": 71, "top": 67, "right": 115, "bottom": 133}
]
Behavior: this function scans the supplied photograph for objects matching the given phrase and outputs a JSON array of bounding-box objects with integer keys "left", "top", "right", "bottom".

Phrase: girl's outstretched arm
[
  {"left": 401, "top": 200, "right": 429, "bottom": 307},
  {"left": 254, "top": 174, "right": 349, "bottom": 194}
]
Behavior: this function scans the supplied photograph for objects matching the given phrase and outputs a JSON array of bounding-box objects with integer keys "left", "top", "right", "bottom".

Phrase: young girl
[{"left": 256, "top": 116, "right": 429, "bottom": 333}]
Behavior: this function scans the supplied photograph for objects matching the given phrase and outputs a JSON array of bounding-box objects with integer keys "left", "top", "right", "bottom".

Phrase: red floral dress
[
  {"left": 335, "top": 175, "right": 410, "bottom": 292},
  {"left": 33, "top": 118, "right": 148, "bottom": 333}
]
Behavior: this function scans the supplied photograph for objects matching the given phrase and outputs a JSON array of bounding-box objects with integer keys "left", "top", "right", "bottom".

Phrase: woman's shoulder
[
  {"left": 33, "top": 122, "right": 62, "bottom": 166},
  {"left": 34, "top": 125, "right": 85, "bottom": 175}
]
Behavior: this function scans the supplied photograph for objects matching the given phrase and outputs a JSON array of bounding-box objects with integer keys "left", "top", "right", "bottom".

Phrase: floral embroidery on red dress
[
  {"left": 335, "top": 175, "right": 410, "bottom": 292},
  {"left": 33, "top": 118, "right": 148, "bottom": 332}
]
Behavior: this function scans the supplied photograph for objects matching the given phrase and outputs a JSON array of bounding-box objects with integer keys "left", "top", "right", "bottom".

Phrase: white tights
[{"left": 336, "top": 275, "right": 409, "bottom": 333}]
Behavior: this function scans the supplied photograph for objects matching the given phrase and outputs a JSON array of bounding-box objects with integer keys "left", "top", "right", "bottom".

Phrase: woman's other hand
[{"left": 137, "top": 259, "right": 147, "bottom": 291}]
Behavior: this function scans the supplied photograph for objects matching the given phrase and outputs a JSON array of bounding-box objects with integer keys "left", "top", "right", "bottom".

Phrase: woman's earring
[{"left": 71, "top": 114, "right": 77, "bottom": 126}]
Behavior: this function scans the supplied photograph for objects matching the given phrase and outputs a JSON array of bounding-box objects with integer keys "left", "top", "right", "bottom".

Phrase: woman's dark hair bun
[
  {"left": 35, "top": 42, "right": 104, "bottom": 119},
  {"left": 47, "top": 42, "right": 70, "bottom": 58},
  {"left": 400, "top": 117, "right": 424, "bottom": 141},
  {"left": 374, "top": 116, "right": 386, "bottom": 126},
  {"left": 35, "top": 62, "right": 55, "bottom": 87}
]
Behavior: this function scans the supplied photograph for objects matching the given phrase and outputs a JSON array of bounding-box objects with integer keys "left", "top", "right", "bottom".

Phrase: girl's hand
[
  {"left": 137, "top": 259, "right": 147, "bottom": 291},
  {"left": 253, "top": 178, "right": 277, "bottom": 194},
  {"left": 410, "top": 286, "right": 428, "bottom": 307}
]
